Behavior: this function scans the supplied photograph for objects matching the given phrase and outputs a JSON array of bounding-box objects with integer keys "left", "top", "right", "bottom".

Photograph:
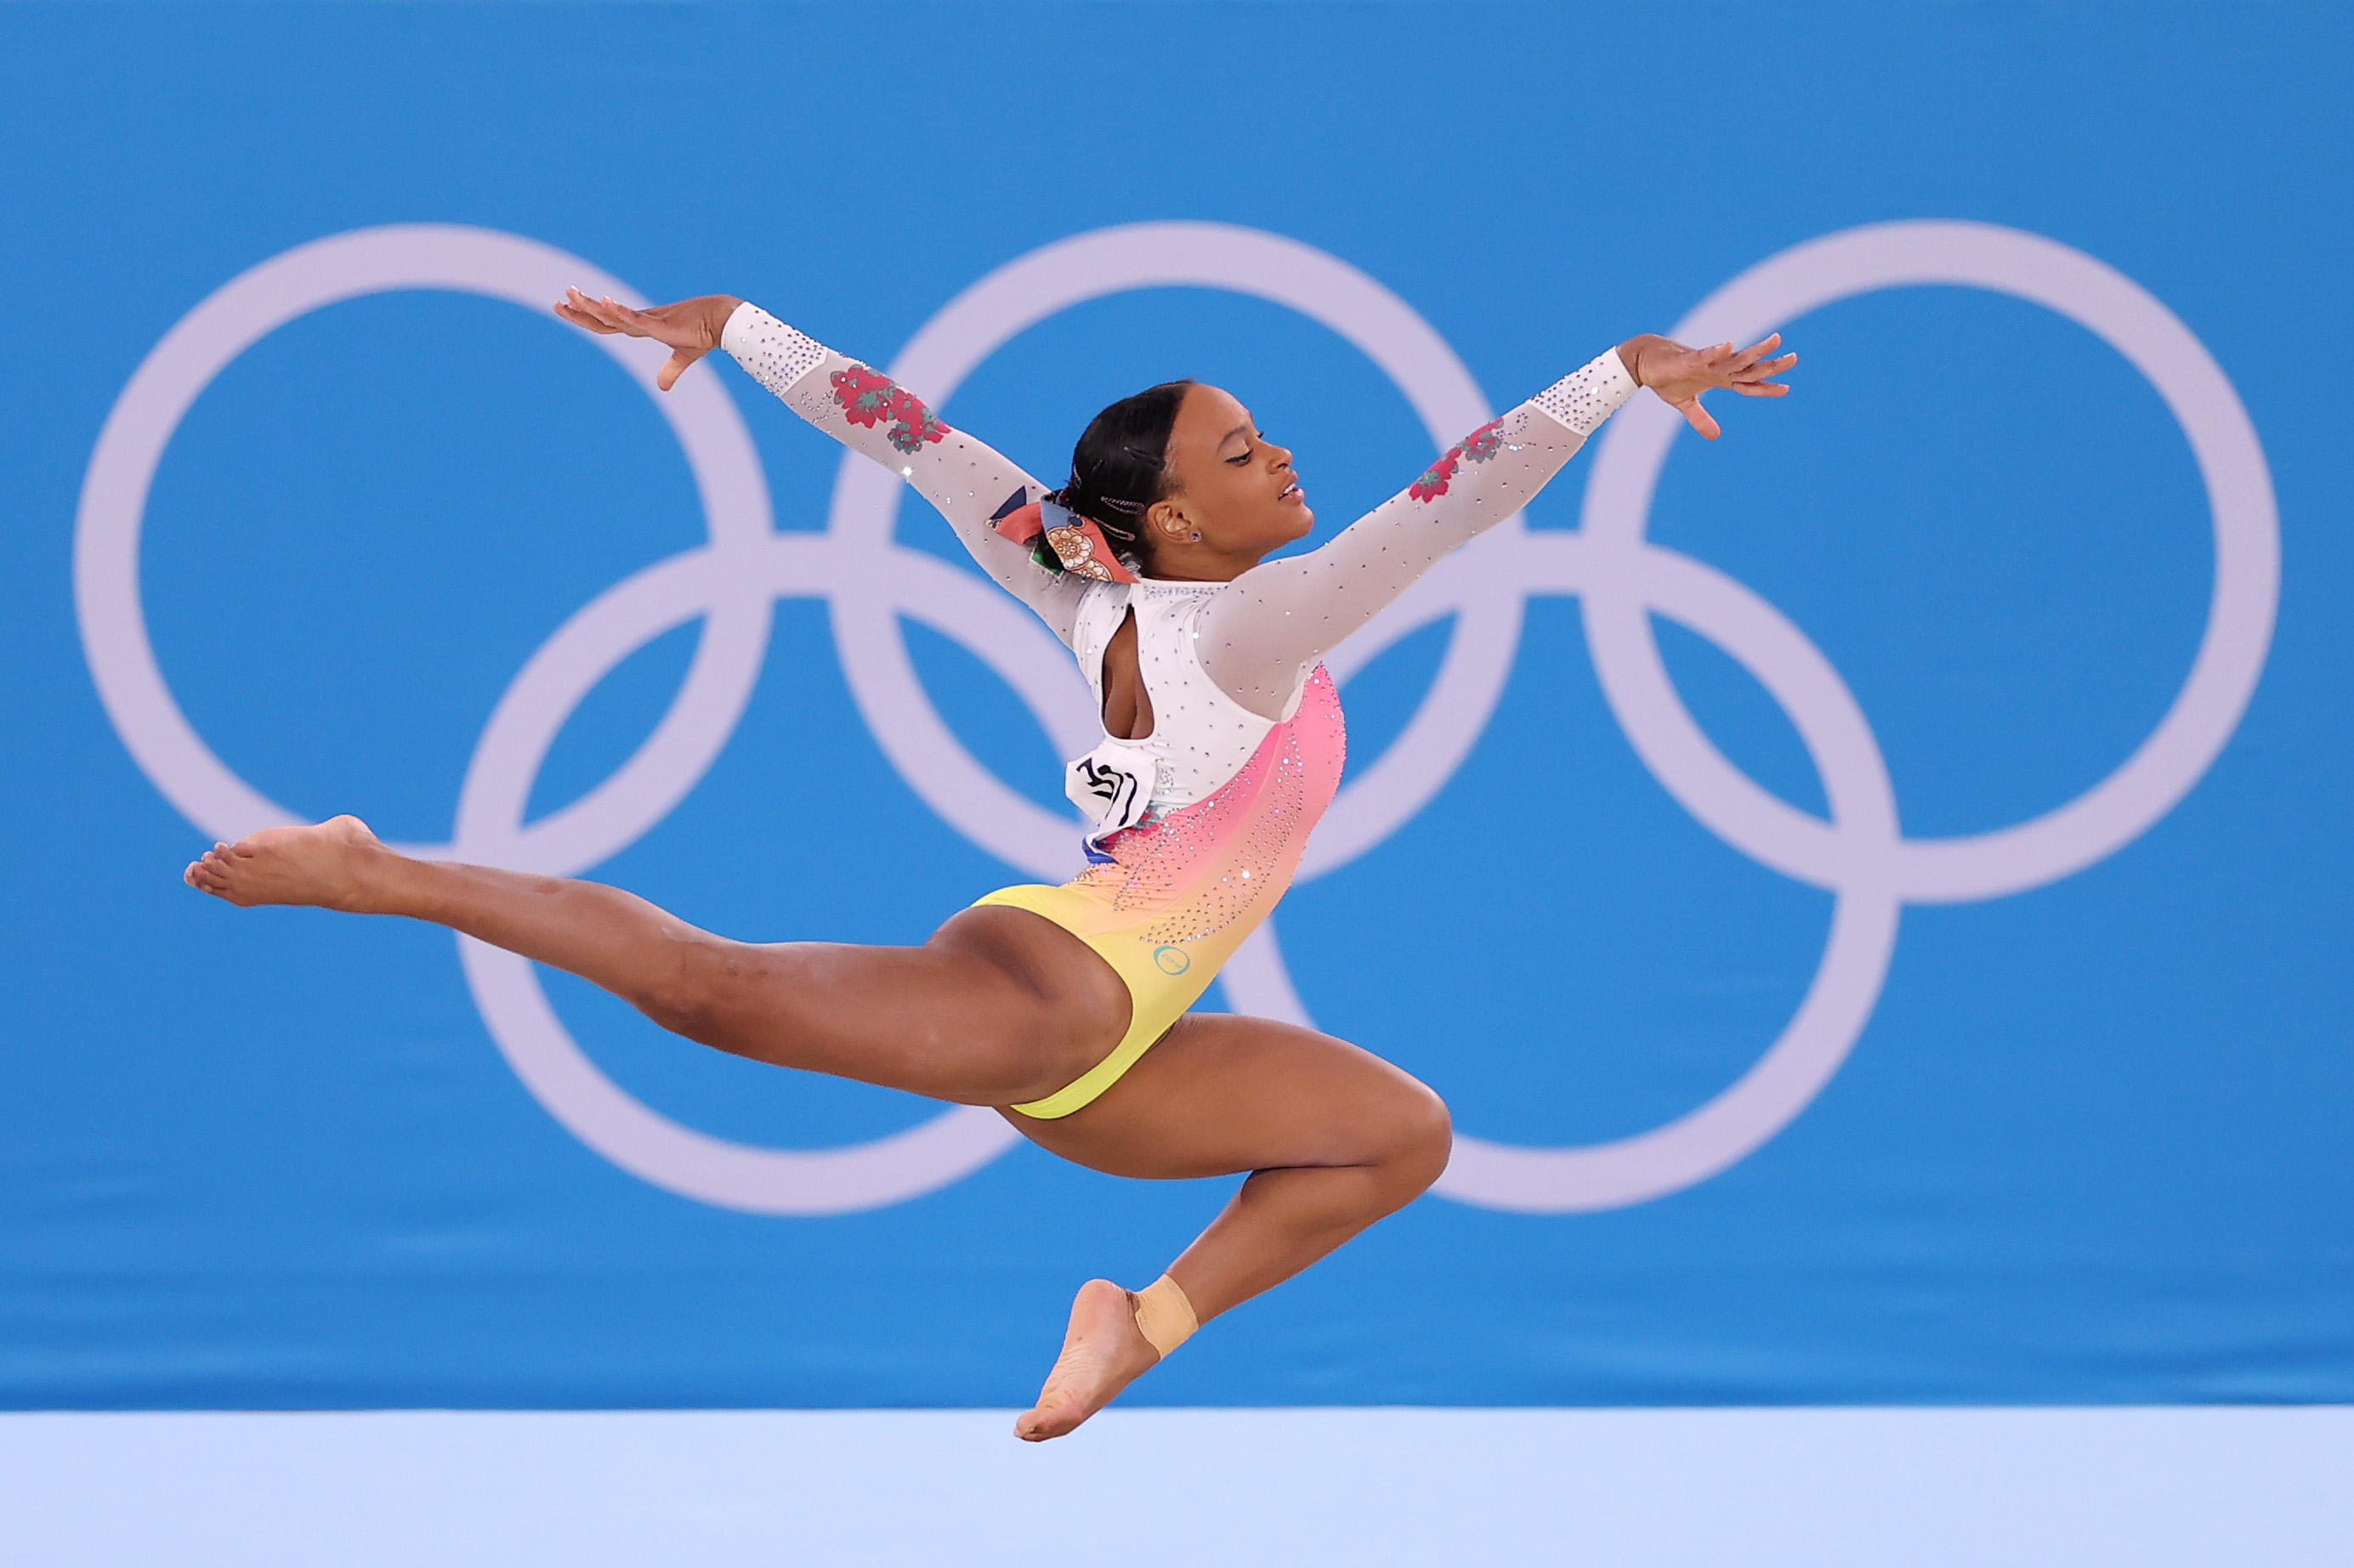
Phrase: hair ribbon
[{"left": 990, "top": 493, "right": 1141, "bottom": 584}]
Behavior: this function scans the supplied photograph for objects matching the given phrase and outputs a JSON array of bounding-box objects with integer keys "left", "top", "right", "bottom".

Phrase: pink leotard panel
[{"left": 1074, "top": 665, "right": 1345, "bottom": 944}]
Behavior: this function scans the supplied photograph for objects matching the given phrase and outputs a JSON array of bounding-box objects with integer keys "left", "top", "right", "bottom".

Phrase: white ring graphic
[
  {"left": 77, "top": 220, "right": 2276, "bottom": 1216},
  {"left": 1432, "top": 220, "right": 2277, "bottom": 1209},
  {"left": 71, "top": 226, "right": 1023, "bottom": 1214},
  {"left": 71, "top": 224, "right": 774, "bottom": 867},
  {"left": 1580, "top": 221, "right": 2280, "bottom": 903}
]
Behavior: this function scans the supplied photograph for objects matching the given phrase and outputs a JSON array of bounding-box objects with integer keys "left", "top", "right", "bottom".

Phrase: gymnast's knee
[{"left": 1378, "top": 1083, "right": 1454, "bottom": 1205}]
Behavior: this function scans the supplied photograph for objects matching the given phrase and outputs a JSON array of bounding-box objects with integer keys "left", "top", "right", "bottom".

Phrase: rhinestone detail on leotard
[
  {"left": 726, "top": 309, "right": 828, "bottom": 393},
  {"left": 1530, "top": 348, "right": 1637, "bottom": 438}
]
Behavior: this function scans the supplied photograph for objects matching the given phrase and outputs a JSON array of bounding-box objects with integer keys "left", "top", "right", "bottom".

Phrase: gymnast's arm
[
  {"left": 553, "top": 289, "right": 1090, "bottom": 647},
  {"left": 1196, "top": 332, "right": 1795, "bottom": 717}
]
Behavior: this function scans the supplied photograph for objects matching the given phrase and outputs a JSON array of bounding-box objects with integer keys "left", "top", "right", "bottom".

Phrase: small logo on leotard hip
[{"left": 1153, "top": 945, "right": 1191, "bottom": 976}]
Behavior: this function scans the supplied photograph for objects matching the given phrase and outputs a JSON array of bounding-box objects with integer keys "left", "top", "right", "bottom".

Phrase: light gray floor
[{"left": 3, "top": 1407, "right": 2347, "bottom": 1566}]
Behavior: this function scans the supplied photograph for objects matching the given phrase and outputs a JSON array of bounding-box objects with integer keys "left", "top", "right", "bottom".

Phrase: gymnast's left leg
[{"left": 1006, "top": 1011, "right": 1453, "bottom": 1441}]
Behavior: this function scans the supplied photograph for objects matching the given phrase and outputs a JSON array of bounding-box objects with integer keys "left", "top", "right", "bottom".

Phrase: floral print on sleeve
[
  {"left": 830, "top": 363, "right": 951, "bottom": 454},
  {"left": 1408, "top": 416, "right": 1507, "bottom": 502}
]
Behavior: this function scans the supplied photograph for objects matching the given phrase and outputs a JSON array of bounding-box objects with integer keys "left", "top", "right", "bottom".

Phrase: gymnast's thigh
[{"left": 1005, "top": 1010, "right": 1450, "bottom": 1181}]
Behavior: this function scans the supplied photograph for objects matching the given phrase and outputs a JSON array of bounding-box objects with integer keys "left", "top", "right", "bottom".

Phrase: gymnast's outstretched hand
[
  {"left": 554, "top": 287, "right": 744, "bottom": 391},
  {"left": 1616, "top": 332, "right": 1797, "bottom": 440}
]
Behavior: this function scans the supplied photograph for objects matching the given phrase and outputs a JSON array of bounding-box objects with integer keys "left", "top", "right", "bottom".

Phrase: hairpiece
[{"left": 990, "top": 493, "right": 1140, "bottom": 584}]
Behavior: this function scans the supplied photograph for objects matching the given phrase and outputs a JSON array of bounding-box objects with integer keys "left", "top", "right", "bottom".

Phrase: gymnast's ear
[{"left": 1145, "top": 496, "right": 1194, "bottom": 547}]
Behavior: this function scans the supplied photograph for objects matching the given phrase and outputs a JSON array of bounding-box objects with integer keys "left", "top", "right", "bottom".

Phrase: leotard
[{"left": 723, "top": 302, "right": 1636, "bottom": 1117}]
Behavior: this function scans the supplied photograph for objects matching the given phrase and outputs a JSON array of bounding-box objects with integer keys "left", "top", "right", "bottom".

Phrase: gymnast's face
[{"left": 1145, "top": 383, "right": 1314, "bottom": 572}]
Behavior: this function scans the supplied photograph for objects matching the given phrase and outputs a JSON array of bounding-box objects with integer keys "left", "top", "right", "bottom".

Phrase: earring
[{"left": 1188, "top": 530, "right": 1202, "bottom": 542}]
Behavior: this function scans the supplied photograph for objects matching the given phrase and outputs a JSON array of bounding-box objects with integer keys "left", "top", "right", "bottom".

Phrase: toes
[
  {"left": 185, "top": 850, "right": 235, "bottom": 894},
  {"left": 1012, "top": 1405, "right": 1064, "bottom": 1442}
]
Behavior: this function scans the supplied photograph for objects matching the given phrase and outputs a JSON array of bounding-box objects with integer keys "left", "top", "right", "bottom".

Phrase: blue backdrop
[{"left": 2, "top": 2, "right": 2348, "bottom": 1411}]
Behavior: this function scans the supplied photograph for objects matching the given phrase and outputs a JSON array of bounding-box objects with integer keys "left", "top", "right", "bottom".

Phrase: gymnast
[{"left": 184, "top": 281, "right": 1792, "bottom": 1439}]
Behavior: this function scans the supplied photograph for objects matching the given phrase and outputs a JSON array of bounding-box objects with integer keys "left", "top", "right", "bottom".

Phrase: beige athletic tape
[{"left": 1132, "top": 1275, "right": 1197, "bottom": 1358}]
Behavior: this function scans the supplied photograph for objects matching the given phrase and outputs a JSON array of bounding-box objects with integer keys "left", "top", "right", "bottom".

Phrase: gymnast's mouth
[{"left": 1279, "top": 479, "right": 1304, "bottom": 503}]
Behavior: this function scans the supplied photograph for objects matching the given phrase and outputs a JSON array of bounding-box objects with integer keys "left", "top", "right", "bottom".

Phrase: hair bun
[{"left": 1060, "top": 380, "right": 1194, "bottom": 569}]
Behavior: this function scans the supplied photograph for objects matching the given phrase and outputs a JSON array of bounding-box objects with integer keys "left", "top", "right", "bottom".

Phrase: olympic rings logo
[{"left": 74, "top": 221, "right": 2277, "bottom": 1215}]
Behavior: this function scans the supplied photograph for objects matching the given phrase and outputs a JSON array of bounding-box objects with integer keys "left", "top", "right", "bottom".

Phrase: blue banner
[{"left": 3, "top": 2, "right": 2348, "bottom": 1409}]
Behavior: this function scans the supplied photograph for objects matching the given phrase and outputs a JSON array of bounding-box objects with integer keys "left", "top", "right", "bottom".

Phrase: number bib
[{"left": 1065, "top": 737, "right": 1158, "bottom": 858}]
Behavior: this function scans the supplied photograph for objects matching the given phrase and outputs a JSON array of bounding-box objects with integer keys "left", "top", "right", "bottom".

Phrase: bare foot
[
  {"left": 1013, "top": 1278, "right": 1163, "bottom": 1442},
  {"left": 181, "top": 816, "right": 389, "bottom": 911}
]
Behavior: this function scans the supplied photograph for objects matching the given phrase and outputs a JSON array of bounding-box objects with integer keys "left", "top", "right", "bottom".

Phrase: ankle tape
[{"left": 1132, "top": 1276, "right": 1197, "bottom": 1358}]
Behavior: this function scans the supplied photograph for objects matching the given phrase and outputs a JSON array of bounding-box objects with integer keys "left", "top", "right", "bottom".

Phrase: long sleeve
[
  {"left": 722, "top": 302, "right": 1092, "bottom": 646},
  {"left": 1196, "top": 348, "right": 1640, "bottom": 716}
]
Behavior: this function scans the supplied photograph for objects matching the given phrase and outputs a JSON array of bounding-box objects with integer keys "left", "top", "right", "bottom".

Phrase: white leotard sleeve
[
  {"left": 721, "top": 302, "right": 1092, "bottom": 647},
  {"left": 1197, "top": 348, "right": 1640, "bottom": 716}
]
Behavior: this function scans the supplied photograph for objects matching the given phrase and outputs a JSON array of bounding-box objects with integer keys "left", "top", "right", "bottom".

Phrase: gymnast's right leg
[{"left": 183, "top": 816, "right": 1128, "bottom": 1107}]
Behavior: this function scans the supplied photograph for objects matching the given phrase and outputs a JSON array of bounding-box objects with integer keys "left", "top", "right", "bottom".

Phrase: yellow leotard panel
[{"left": 975, "top": 881, "right": 1261, "bottom": 1119}]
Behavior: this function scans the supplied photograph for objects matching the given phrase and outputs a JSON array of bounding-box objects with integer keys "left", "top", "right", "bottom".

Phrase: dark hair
[{"left": 1054, "top": 380, "right": 1194, "bottom": 570}]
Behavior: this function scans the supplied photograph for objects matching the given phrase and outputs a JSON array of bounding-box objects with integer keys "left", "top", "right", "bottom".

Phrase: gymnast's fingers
[
  {"left": 655, "top": 347, "right": 705, "bottom": 393},
  {"left": 553, "top": 297, "right": 617, "bottom": 335},
  {"left": 558, "top": 288, "right": 627, "bottom": 333},
  {"left": 1677, "top": 394, "right": 1723, "bottom": 440},
  {"left": 1732, "top": 333, "right": 1783, "bottom": 371},
  {"left": 594, "top": 295, "right": 644, "bottom": 332},
  {"left": 570, "top": 290, "right": 644, "bottom": 336},
  {"left": 1737, "top": 350, "right": 1799, "bottom": 382}
]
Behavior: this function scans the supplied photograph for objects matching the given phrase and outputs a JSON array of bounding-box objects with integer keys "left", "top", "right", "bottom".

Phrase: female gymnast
[{"left": 184, "top": 284, "right": 1793, "bottom": 1439}]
